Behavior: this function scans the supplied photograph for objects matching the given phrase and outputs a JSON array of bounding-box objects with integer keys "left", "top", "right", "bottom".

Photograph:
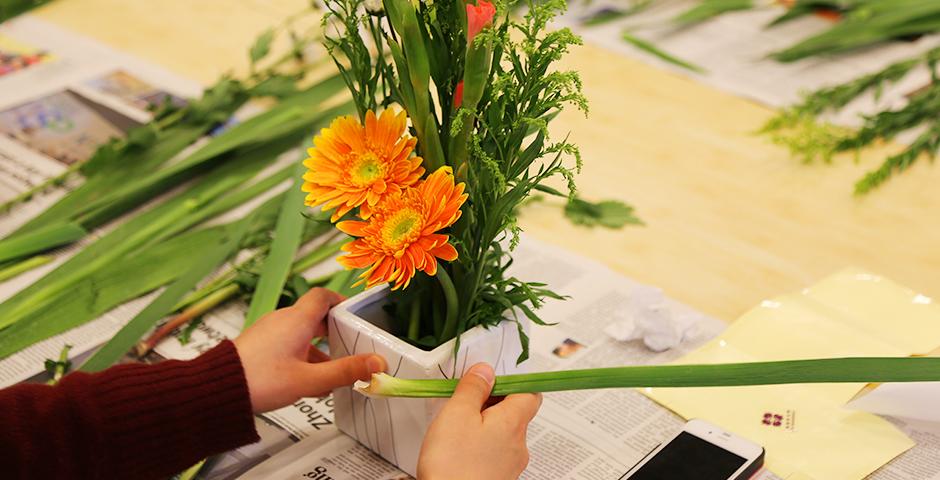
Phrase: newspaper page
[
  {"left": 869, "top": 418, "right": 940, "bottom": 480},
  {"left": 0, "top": 16, "right": 200, "bottom": 228}
]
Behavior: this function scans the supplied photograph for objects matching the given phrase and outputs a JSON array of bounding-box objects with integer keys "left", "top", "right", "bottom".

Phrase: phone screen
[{"left": 626, "top": 432, "right": 747, "bottom": 480}]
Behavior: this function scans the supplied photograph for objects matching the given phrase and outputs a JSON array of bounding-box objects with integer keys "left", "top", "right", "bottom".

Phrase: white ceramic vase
[{"left": 329, "top": 285, "right": 529, "bottom": 476}]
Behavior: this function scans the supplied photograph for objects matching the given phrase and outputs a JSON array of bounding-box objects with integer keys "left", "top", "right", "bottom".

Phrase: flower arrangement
[
  {"left": 308, "top": 0, "right": 585, "bottom": 357},
  {"left": 303, "top": 0, "right": 940, "bottom": 406}
]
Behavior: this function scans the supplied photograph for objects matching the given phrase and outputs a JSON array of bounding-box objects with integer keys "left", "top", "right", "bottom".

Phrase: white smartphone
[{"left": 620, "top": 419, "right": 765, "bottom": 480}]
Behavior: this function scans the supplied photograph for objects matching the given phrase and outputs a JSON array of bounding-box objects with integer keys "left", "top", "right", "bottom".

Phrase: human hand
[
  {"left": 417, "top": 363, "right": 542, "bottom": 480},
  {"left": 234, "top": 287, "right": 387, "bottom": 413}
]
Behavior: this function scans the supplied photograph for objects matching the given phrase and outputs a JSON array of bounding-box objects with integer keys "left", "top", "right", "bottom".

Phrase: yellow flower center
[
  {"left": 381, "top": 208, "right": 423, "bottom": 254},
  {"left": 350, "top": 152, "right": 384, "bottom": 186}
]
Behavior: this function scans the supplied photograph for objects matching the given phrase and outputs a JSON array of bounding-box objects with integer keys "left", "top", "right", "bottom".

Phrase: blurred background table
[{"left": 33, "top": 0, "right": 940, "bottom": 322}]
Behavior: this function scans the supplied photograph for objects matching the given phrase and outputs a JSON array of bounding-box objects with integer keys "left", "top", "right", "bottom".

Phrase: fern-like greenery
[{"left": 763, "top": 47, "right": 940, "bottom": 194}]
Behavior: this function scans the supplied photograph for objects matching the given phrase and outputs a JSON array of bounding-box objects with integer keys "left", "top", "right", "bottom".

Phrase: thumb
[
  {"left": 300, "top": 354, "right": 386, "bottom": 395},
  {"left": 446, "top": 363, "right": 495, "bottom": 414}
]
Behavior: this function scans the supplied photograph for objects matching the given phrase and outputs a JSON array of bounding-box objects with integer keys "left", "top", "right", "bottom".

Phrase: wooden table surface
[{"left": 34, "top": 0, "right": 940, "bottom": 322}]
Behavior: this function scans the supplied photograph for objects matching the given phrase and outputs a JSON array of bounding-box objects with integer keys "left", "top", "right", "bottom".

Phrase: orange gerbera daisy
[
  {"left": 336, "top": 166, "right": 468, "bottom": 290},
  {"left": 302, "top": 109, "right": 425, "bottom": 222}
]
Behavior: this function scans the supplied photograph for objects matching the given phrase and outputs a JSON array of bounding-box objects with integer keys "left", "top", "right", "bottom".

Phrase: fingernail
[
  {"left": 469, "top": 363, "right": 495, "bottom": 386},
  {"left": 367, "top": 355, "right": 386, "bottom": 373}
]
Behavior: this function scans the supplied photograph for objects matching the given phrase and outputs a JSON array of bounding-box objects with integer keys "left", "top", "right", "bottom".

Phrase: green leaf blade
[{"left": 243, "top": 160, "right": 309, "bottom": 328}]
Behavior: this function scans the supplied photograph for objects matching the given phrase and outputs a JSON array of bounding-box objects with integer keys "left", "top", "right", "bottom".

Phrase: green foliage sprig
[{"left": 763, "top": 46, "right": 940, "bottom": 193}]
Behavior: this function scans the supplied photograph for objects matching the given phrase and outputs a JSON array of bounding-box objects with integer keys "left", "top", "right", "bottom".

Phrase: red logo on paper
[
  {"left": 761, "top": 411, "right": 795, "bottom": 431},
  {"left": 762, "top": 413, "right": 783, "bottom": 426}
]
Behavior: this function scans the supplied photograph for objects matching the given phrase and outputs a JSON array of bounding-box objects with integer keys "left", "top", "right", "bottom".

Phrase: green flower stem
[
  {"left": 450, "top": 32, "right": 493, "bottom": 174},
  {"left": 45, "top": 343, "right": 72, "bottom": 386},
  {"left": 387, "top": 0, "right": 445, "bottom": 171},
  {"left": 436, "top": 267, "right": 460, "bottom": 342},
  {"left": 0, "top": 161, "right": 85, "bottom": 214},
  {"left": 137, "top": 237, "right": 345, "bottom": 354},
  {"left": 288, "top": 234, "right": 345, "bottom": 274},
  {"left": 0, "top": 255, "right": 53, "bottom": 283},
  {"left": 359, "top": 357, "right": 940, "bottom": 398},
  {"left": 135, "top": 283, "right": 241, "bottom": 356},
  {"left": 407, "top": 297, "right": 421, "bottom": 342}
]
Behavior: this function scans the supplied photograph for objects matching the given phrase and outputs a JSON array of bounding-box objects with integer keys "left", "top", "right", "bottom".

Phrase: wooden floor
[{"left": 36, "top": 0, "right": 940, "bottom": 322}]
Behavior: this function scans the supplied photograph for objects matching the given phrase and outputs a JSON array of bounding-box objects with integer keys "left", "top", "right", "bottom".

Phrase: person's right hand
[{"left": 417, "top": 363, "right": 542, "bottom": 480}]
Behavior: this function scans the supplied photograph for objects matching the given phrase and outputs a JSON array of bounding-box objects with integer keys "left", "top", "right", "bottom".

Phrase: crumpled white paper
[{"left": 603, "top": 286, "right": 698, "bottom": 352}]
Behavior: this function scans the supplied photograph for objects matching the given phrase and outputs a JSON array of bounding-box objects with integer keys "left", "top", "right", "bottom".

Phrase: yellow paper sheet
[
  {"left": 647, "top": 268, "right": 940, "bottom": 480},
  {"left": 802, "top": 268, "right": 940, "bottom": 355}
]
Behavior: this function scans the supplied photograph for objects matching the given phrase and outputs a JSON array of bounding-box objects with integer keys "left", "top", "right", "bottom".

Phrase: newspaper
[
  {"left": 869, "top": 418, "right": 940, "bottom": 480},
  {"left": 0, "top": 16, "right": 201, "bottom": 231}
]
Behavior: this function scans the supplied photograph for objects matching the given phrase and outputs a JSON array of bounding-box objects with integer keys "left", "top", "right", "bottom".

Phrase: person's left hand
[{"left": 234, "top": 287, "right": 387, "bottom": 412}]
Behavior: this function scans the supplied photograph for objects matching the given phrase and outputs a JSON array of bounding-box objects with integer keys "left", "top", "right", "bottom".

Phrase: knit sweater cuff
[{"left": 82, "top": 340, "right": 259, "bottom": 477}]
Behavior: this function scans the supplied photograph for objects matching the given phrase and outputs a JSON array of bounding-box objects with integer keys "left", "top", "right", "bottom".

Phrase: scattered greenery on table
[
  {"left": 763, "top": 46, "right": 940, "bottom": 194},
  {"left": 575, "top": 0, "right": 940, "bottom": 192},
  {"left": 0, "top": 0, "right": 54, "bottom": 23}
]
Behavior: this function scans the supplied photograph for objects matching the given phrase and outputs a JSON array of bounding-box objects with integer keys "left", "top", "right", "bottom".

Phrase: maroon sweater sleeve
[{"left": 0, "top": 340, "right": 260, "bottom": 480}]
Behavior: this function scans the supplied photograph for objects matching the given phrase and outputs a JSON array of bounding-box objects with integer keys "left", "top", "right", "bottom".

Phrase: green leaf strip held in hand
[{"left": 359, "top": 357, "right": 940, "bottom": 397}]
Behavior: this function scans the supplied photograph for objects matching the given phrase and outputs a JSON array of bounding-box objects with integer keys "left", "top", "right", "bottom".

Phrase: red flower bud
[
  {"left": 466, "top": 0, "right": 496, "bottom": 44},
  {"left": 454, "top": 81, "right": 464, "bottom": 108}
]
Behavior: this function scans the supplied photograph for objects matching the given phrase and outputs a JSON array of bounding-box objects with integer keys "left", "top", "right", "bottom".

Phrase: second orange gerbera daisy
[
  {"left": 336, "top": 167, "right": 468, "bottom": 290},
  {"left": 302, "top": 109, "right": 425, "bottom": 222}
]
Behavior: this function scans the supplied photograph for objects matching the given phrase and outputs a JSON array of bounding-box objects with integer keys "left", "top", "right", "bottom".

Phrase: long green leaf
[
  {"left": 0, "top": 223, "right": 87, "bottom": 263},
  {"left": 243, "top": 160, "right": 309, "bottom": 328},
  {"left": 772, "top": 2, "right": 940, "bottom": 62},
  {"left": 622, "top": 32, "right": 706, "bottom": 74},
  {"left": 78, "top": 214, "right": 254, "bottom": 373},
  {"left": 673, "top": 0, "right": 753, "bottom": 25},
  {"left": 361, "top": 357, "right": 940, "bottom": 397}
]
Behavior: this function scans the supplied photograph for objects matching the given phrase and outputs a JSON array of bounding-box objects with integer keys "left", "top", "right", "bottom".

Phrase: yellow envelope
[{"left": 647, "top": 268, "right": 940, "bottom": 480}]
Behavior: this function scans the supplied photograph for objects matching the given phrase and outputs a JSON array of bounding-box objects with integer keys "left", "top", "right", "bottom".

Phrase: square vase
[{"left": 329, "top": 285, "right": 529, "bottom": 476}]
